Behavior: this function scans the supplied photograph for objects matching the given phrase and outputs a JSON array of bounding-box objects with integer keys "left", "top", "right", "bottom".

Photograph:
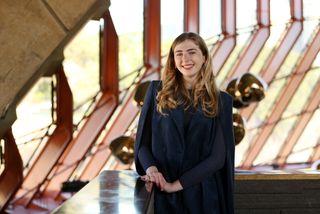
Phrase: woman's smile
[
  {"left": 182, "top": 63, "right": 194, "bottom": 69},
  {"left": 173, "top": 39, "right": 205, "bottom": 87}
]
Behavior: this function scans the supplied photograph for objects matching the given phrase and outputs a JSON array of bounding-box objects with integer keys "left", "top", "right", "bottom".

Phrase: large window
[
  {"left": 110, "top": 0, "right": 144, "bottom": 90},
  {"left": 161, "top": 0, "right": 184, "bottom": 56}
]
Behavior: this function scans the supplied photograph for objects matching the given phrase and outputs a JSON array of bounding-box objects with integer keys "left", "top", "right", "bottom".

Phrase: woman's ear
[{"left": 202, "top": 55, "right": 206, "bottom": 64}]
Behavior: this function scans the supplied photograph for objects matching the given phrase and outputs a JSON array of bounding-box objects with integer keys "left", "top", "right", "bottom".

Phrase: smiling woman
[
  {"left": 134, "top": 32, "right": 235, "bottom": 214},
  {"left": 173, "top": 40, "right": 206, "bottom": 88}
]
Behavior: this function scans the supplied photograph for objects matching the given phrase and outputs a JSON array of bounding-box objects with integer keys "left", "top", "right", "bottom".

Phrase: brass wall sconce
[
  {"left": 233, "top": 113, "right": 245, "bottom": 146},
  {"left": 226, "top": 73, "right": 266, "bottom": 145},
  {"left": 133, "top": 81, "right": 151, "bottom": 107},
  {"left": 109, "top": 136, "right": 135, "bottom": 164},
  {"left": 226, "top": 73, "right": 267, "bottom": 109}
]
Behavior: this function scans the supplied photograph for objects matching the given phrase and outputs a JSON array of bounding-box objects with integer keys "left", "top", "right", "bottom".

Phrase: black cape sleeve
[
  {"left": 134, "top": 81, "right": 158, "bottom": 175},
  {"left": 217, "top": 91, "right": 235, "bottom": 214}
]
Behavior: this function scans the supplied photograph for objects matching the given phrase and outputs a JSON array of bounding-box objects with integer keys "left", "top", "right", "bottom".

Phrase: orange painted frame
[
  {"left": 184, "top": 0, "right": 199, "bottom": 33},
  {"left": 42, "top": 10, "right": 119, "bottom": 199},
  {"left": 14, "top": 65, "right": 73, "bottom": 207},
  {"left": 0, "top": 129, "right": 23, "bottom": 212},
  {"left": 211, "top": 0, "right": 236, "bottom": 75},
  {"left": 226, "top": 0, "right": 271, "bottom": 81},
  {"left": 79, "top": 0, "right": 161, "bottom": 180}
]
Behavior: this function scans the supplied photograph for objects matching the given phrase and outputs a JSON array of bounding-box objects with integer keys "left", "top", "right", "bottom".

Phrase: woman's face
[{"left": 173, "top": 39, "right": 206, "bottom": 87}]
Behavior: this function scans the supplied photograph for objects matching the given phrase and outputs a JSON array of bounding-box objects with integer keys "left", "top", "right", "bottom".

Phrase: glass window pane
[
  {"left": 63, "top": 21, "right": 100, "bottom": 124},
  {"left": 270, "top": 0, "right": 290, "bottom": 24},
  {"left": 216, "top": 32, "right": 252, "bottom": 87},
  {"left": 251, "top": 0, "right": 291, "bottom": 74},
  {"left": 161, "top": 0, "right": 184, "bottom": 56},
  {"left": 110, "top": 0, "right": 144, "bottom": 89},
  {"left": 200, "top": 0, "right": 221, "bottom": 39},
  {"left": 303, "top": 0, "right": 320, "bottom": 20},
  {"left": 236, "top": 129, "right": 258, "bottom": 167},
  {"left": 283, "top": 69, "right": 320, "bottom": 118},
  {"left": 12, "top": 78, "right": 53, "bottom": 170},
  {"left": 237, "top": 0, "right": 257, "bottom": 30},
  {"left": 275, "top": 20, "right": 318, "bottom": 78},
  {"left": 247, "top": 78, "right": 286, "bottom": 129},
  {"left": 287, "top": 109, "right": 320, "bottom": 163},
  {"left": 253, "top": 116, "right": 297, "bottom": 166},
  {"left": 251, "top": 25, "right": 287, "bottom": 75}
]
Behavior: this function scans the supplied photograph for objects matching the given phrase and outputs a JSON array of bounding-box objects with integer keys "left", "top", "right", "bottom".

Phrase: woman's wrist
[
  {"left": 146, "top": 166, "right": 158, "bottom": 175},
  {"left": 172, "top": 180, "right": 183, "bottom": 192}
]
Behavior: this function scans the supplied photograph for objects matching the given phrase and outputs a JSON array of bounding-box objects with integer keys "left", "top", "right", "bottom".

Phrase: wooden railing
[
  {"left": 53, "top": 169, "right": 320, "bottom": 214},
  {"left": 52, "top": 170, "right": 154, "bottom": 214}
]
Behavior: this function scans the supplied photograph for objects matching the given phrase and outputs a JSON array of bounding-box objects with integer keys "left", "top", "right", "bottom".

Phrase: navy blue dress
[{"left": 135, "top": 81, "right": 235, "bottom": 214}]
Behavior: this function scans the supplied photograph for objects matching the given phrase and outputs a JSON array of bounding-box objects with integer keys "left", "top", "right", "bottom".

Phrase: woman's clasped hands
[{"left": 140, "top": 166, "right": 183, "bottom": 193}]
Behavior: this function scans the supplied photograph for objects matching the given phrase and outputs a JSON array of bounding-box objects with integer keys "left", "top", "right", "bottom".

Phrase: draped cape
[{"left": 134, "top": 81, "right": 235, "bottom": 214}]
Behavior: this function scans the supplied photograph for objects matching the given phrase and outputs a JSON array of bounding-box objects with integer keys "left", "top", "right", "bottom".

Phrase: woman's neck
[{"left": 183, "top": 79, "right": 194, "bottom": 89}]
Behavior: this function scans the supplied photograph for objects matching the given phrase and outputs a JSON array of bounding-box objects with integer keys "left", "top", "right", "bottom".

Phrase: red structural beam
[
  {"left": 225, "top": 0, "right": 270, "bottom": 81},
  {"left": 276, "top": 77, "right": 320, "bottom": 166},
  {"left": 101, "top": 11, "right": 119, "bottom": 97},
  {"left": 42, "top": 10, "right": 118, "bottom": 199},
  {"left": 79, "top": 0, "right": 161, "bottom": 180},
  {"left": 184, "top": 0, "right": 199, "bottom": 33},
  {"left": 241, "top": 0, "right": 303, "bottom": 120},
  {"left": 0, "top": 129, "right": 23, "bottom": 212},
  {"left": 211, "top": 0, "right": 236, "bottom": 75},
  {"left": 241, "top": 26, "right": 320, "bottom": 169},
  {"left": 143, "top": 0, "right": 161, "bottom": 70},
  {"left": 14, "top": 65, "right": 73, "bottom": 207},
  {"left": 79, "top": 71, "right": 159, "bottom": 181},
  {"left": 44, "top": 94, "right": 117, "bottom": 199}
]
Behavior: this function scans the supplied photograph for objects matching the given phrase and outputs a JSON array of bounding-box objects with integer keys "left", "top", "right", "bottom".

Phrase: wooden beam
[
  {"left": 211, "top": 0, "right": 236, "bottom": 75},
  {"left": 184, "top": 0, "right": 199, "bottom": 33},
  {"left": 100, "top": 10, "right": 119, "bottom": 98},
  {"left": 14, "top": 64, "right": 73, "bottom": 206},
  {"left": 225, "top": 0, "right": 271, "bottom": 81},
  {"left": 42, "top": 11, "right": 119, "bottom": 199},
  {"left": 143, "top": 0, "right": 161, "bottom": 70}
]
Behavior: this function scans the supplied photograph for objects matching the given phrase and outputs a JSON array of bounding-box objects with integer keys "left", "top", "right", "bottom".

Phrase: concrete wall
[{"left": 0, "top": 0, "right": 109, "bottom": 135}]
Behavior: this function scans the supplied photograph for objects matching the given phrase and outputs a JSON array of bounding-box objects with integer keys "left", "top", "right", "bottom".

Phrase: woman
[{"left": 134, "top": 32, "right": 235, "bottom": 214}]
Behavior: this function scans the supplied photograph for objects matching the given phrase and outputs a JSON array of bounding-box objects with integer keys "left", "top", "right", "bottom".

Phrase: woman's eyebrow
[{"left": 174, "top": 48, "right": 198, "bottom": 53}]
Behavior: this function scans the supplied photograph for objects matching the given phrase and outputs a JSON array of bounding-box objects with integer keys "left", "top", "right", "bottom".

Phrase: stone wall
[{"left": 0, "top": 0, "right": 109, "bottom": 135}]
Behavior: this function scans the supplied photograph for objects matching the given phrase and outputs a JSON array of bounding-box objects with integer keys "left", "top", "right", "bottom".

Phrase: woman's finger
[
  {"left": 145, "top": 181, "right": 153, "bottom": 192},
  {"left": 141, "top": 175, "right": 150, "bottom": 182},
  {"left": 158, "top": 173, "right": 167, "bottom": 191},
  {"left": 149, "top": 172, "right": 161, "bottom": 188}
]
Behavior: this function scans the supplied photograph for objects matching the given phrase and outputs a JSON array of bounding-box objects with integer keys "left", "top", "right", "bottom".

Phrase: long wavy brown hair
[{"left": 157, "top": 32, "right": 219, "bottom": 117}]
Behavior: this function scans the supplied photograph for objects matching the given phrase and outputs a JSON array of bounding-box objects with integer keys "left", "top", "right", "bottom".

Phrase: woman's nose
[{"left": 182, "top": 53, "right": 190, "bottom": 61}]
